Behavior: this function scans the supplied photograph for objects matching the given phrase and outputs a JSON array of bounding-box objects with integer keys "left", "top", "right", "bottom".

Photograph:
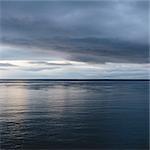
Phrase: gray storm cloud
[{"left": 0, "top": 1, "right": 149, "bottom": 63}]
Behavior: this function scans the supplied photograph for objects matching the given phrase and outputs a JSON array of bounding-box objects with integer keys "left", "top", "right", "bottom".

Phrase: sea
[{"left": 0, "top": 80, "right": 149, "bottom": 149}]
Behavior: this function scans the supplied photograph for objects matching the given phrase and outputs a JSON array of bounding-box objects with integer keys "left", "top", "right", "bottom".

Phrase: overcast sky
[{"left": 0, "top": 0, "right": 149, "bottom": 79}]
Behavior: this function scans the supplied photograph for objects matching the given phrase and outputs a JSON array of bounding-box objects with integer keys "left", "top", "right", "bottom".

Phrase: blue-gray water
[{"left": 0, "top": 80, "right": 149, "bottom": 149}]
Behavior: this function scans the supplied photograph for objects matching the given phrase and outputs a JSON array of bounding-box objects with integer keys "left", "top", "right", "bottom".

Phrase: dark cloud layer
[{"left": 0, "top": 1, "right": 149, "bottom": 63}]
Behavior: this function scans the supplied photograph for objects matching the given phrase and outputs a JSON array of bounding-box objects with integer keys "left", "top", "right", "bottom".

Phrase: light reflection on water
[{"left": 0, "top": 80, "right": 149, "bottom": 149}]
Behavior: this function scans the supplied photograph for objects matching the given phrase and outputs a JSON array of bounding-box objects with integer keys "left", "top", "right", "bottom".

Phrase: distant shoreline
[{"left": 0, "top": 79, "right": 149, "bottom": 81}]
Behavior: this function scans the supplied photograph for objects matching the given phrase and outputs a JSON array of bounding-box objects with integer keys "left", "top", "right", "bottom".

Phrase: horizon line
[{"left": 0, "top": 79, "right": 149, "bottom": 81}]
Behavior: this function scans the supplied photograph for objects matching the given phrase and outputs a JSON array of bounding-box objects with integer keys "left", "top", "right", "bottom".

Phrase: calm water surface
[{"left": 0, "top": 80, "right": 149, "bottom": 149}]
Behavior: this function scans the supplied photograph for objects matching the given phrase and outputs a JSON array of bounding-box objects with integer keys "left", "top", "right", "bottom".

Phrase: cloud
[
  {"left": 0, "top": 1, "right": 149, "bottom": 63},
  {"left": 21, "top": 66, "right": 60, "bottom": 72},
  {"left": 0, "top": 62, "right": 17, "bottom": 67},
  {"left": 29, "top": 61, "right": 73, "bottom": 66},
  {"left": 0, "top": 62, "right": 149, "bottom": 79}
]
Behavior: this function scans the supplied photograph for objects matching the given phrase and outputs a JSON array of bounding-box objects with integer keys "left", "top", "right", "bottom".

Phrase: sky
[{"left": 0, "top": 0, "right": 149, "bottom": 79}]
